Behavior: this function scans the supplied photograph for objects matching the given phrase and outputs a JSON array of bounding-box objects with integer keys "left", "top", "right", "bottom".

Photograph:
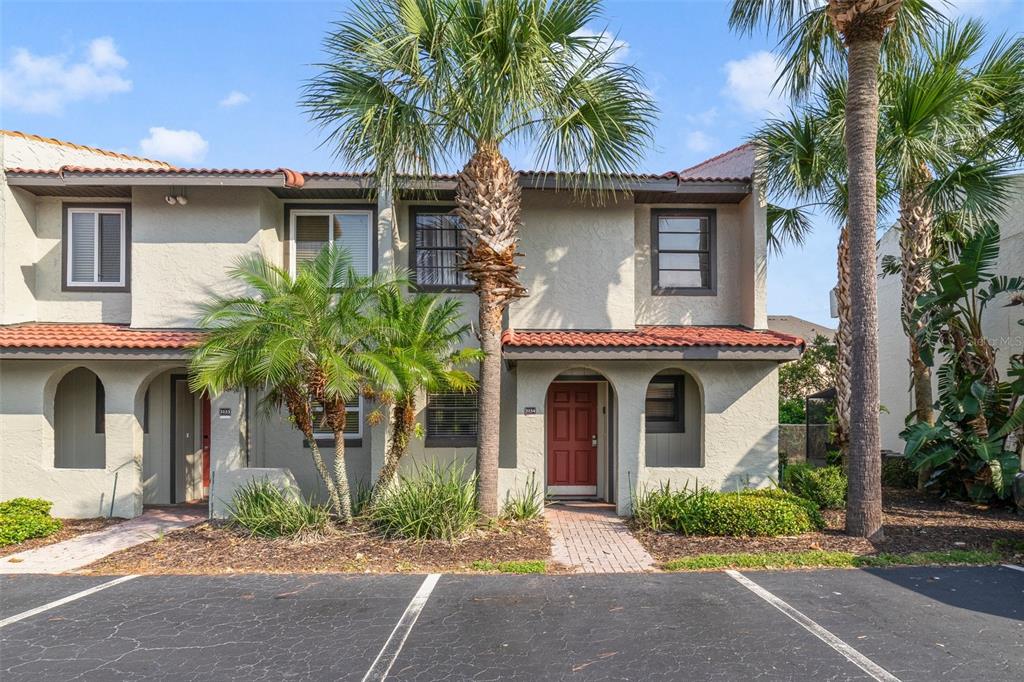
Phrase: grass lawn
[{"left": 663, "top": 548, "right": 1006, "bottom": 572}]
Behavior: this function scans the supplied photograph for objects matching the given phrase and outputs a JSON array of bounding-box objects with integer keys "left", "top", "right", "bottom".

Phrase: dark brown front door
[{"left": 547, "top": 383, "right": 598, "bottom": 492}]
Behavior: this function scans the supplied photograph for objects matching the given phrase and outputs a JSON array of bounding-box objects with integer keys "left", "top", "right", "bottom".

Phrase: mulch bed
[
  {"left": 83, "top": 518, "right": 551, "bottom": 575},
  {"left": 0, "top": 517, "right": 126, "bottom": 558},
  {"left": 634, "top": 488, "right": 1024, "bottom": 563}
]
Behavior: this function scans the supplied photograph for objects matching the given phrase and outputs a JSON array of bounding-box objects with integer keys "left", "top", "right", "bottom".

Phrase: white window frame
[
  {"left": 288, "top": 208, "right": 374, "bottom": 277},
  {"left": 312, "top": 396, "right": 363, "bottom": 441},
  {"left": 66, "top": 207, "right": 127, "bottom": 288}
]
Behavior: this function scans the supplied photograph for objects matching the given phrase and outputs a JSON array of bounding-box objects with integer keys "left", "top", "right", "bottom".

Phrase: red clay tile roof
[
  {"left": 501, "top": 325, "right": 803, "bottom": 349},
  {"left": 0, "top": 323, "right": 203, "bottom": 350},
  {"left": 5, "top": 166, "right": 307, "bottom": 188},
  {"left": 678, "top": 143, "right": 754, "bottom": 182}
]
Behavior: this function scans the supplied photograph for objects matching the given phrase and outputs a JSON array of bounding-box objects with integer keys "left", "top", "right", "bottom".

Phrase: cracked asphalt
[{"left": 1, "top": 566, "right": 1022, "bottom": 681}]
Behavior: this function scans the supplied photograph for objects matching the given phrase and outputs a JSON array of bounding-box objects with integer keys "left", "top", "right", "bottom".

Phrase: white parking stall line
[
  {"left": 725, "top": 569, "right": 900, "bottom": 682},
  {"left": 362, "top": 573, "right": 441, "bottom": 682},
  {"left": 1001, "top": 563, "right": 1024, "bottom": 574},
  {"left": 0, "top": 575, "right": 139, "bottom": 629}
]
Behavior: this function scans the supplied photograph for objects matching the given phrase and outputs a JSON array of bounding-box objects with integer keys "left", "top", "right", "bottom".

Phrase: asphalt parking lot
[{"left": 1, "top": 566, "right": 1022, "bottom": 681}]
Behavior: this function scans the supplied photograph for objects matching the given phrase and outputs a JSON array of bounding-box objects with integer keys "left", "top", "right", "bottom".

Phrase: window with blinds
[
  {"left": 645, "top": 376, "right": 684, "bottom": 433},
  {"left": 66, "top": 208, "right": 126, "bottom": 288},
  {"left": 311, "top": 396, "right": 362, "bottom": 440},
  {"left": 291, "top": 210, "right": 372, "bottom": 275},
  {"left": 411, "top": 208, "right": 471, "bottom": 289},
  {"left": 426, "top": 391, "right": 478, "bottom": 446},
  {"left": 652, "top": 209, "right": 716, "bottom": 294}
]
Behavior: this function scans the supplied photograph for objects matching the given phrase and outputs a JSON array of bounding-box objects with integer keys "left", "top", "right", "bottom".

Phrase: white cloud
[
  {"left": 686, "top": 108, "right": 718, "bottom": 127},
  {"left": 685, "top": 130, "right": 716, "bottom": 153},
  {"left": 722, "top": 51, "right": 785, "bottom": 117},
  {"left": 219, "top": 90, "right": 250, "bottom": 108},
  {"left": 571, "top": 28, "right": 630, "bottom": 63},
  {"left": 139, "top": 127, "right": 208, "bottom": 164},
  {"left": 0, "top": 37, "right": 131, "bottom": 115}
]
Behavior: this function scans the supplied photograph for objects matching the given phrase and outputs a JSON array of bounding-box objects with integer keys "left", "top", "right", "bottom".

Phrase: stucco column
[
  {"left": 611, "top": 371, "right": 646, "bottom": 515},
  {"left": 98, "top": 369, "right": 146, "bottom": 519},
  {"left": 512, "top": 364, "right": 547, "bottom": 507},
  {"left": 210, "top": 390, "right": 246, "bottom": 480}
]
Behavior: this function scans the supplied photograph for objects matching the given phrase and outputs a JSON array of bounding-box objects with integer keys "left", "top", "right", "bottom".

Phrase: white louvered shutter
[
  {"left": 98, "top": 213, "right": 122, "bottom": 283},
  {"left": 70, "top": 212, "right": 97, "bottom": 283},
  {"left": 333, "top": 213, "right": 371, "bottom": 275}
]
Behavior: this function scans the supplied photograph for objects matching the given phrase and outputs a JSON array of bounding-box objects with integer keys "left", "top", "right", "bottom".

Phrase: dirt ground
[
  {"left": 83, "top": 518, "right": 551, "bottom": 575},
  {"left": 634, "top": 488, "right": 1024, "bottom": 562},
  {"left": 0, "top": 517, "right": 125, "bottom": 558}
]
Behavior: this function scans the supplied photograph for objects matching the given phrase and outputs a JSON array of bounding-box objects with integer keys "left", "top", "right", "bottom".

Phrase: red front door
[
  {"left": 201, "top": 394, "right": 211, "bottom": 492},
  {"left": 547, "top": 383, "right": 598, "bottom": 490}
]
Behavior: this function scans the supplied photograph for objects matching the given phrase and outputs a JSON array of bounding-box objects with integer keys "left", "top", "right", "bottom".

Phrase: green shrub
[
  {"left": 782, "top": 463, "right": 847, "bottom": 509},
  {"left": 350, "top": 480, "right": 373, "bottom": 517},
  {"left": 881, "top": 456, "right": 917, "bottom": 489},
  {"left": 227, "top": 479, "right": 332, "bottom": 538},
  {"left": 632, "top": 483, "right": 823, "bottom": 537},
  {"left": 502, "top": 472, "right": 542, "bottom": 521},
  {"left": 0, "top": 497, "right": 63, "bottom": 547},
  {"left": 370, "top": 464, "right": 478, "bottom": 541},
  {"left": 778, "top": 397, "right": 805, "bottom": 424}
]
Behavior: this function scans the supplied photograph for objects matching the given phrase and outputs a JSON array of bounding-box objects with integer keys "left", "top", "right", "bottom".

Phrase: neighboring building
[
  {"left": 876, "top": 175, "right": 1024, "bottom": 452},
  {"left": 0, "top": 130, "right": 803, "bottom": 518},
  {"left": 767, "top": 315, "right": 835, "bottom": 345}
]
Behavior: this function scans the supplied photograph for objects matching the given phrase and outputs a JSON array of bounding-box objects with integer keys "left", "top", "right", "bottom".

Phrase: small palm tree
[
  {"left": 190, "top": 246, "right": 401, "bottom": 523},
  {"left": 364, "top": 287, "right": 484, "bottom": 503},
  {"left": 304, "top": 0, "right": 656, "bottom": 515}
]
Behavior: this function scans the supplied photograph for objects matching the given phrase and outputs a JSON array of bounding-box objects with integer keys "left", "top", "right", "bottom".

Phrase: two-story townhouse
[{"left": 0, "top": 129, "right": 803, "bottom": 519}]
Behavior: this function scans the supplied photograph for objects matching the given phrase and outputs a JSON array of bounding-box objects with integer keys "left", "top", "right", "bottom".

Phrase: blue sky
[{"left": 2, "top": 0, "right": 1021, "bottom": 326}]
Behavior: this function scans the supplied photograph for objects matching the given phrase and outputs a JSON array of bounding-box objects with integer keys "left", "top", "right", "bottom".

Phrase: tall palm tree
[
  {"left": 304, "top": 0, "right": 656, "bottom": 515},
  {"left": 731, "top": 0, "right": 940, "bottom": 538},
  {"left": 190, "top": 246, "right": 401, "bottom": 523},
  {"left": 757, "top": 21, "right": 1024, "bottom": 470},
  {"left": 366, "top": 287, "right": 484, "bottom": 502}
]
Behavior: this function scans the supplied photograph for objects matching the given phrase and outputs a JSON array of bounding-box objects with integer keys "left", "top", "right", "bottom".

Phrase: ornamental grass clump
[
  {"left": 370, "top": 464, "right": 479, "bottom": 541},
  {"left": 632, "top": 483, "right": 823, "bottom": 537},
  {"left": 782, "top": 463, "right": 848, "bottom": 509},
  {"left": 0, "top": 497, "right": 63, "bottom": 547},
  {"left": 227, "top": 479, "right": 332, "bottom": 539}
]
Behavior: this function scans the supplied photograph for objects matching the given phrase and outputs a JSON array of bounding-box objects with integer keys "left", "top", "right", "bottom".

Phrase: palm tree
[
  {"left": 731, "top": 0, "right": 941, "bottom": 538},
  {"left": 304, "top": 0, "right": 656, "bottom": 515},
  {"left": 757, "top": 21, "right": 1024, "bottom": 471},
  {"left": 365, "top": 287, "right": 484, "bottom": 503},
  {"left": 190, "top": 246, "right": 400, "bottom": 523}
]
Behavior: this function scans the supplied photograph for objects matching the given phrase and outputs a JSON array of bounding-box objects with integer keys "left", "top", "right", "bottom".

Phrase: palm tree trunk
[
  {"left": 371, "top": 399, "right": 414, "bottom": 505},
  {"left": 306, "top": 433, "right": 345, "bottom": 519},
  {"left": 456, "top": 143, "right": 525, "bottom": 518},
  {"left": 331, "top": 431, "right": 354, "bottom": 524},
  {"left": 834, "top": 224, "right": 852, "bottom": 457},
  {"left": 843, "top": 26, "right": 886, "bottom": 540}
]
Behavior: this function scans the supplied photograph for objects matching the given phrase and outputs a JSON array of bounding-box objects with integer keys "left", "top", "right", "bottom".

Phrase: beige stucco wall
[
  {"left": 0, "top": 359, "right": 183, "bottom": 518},
  {"left": 877, "top": 174, "right": 1024, "bottom": 452},
  {"left": 0, "top": 185, "right": 39, "bottom": 324},
  {"left": 504, "top": 359, "right": 779, "bottom": 514},
  {"left": 131, "top": 186, "right": 282, "bottom": 328}
]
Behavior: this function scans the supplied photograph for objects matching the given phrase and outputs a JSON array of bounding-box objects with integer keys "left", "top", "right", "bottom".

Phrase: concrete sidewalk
[{"left": 0, "top": 506, "right": 206, "bottom": 575}]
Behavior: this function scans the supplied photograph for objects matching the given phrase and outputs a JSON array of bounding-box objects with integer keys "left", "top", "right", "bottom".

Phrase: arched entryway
[
  {"left": 54, "top": 367, "right": 106, "bottom": 469},
  {"left": 545, "top": 368, "right": 617, "bottom": 502},
  {"left": 644, "top": 368, "right": 703, "bottom": 468}
]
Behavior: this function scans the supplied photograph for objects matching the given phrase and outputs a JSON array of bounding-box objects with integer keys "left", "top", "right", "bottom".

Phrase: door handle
[{"left": 591, "top": 435, "right": 598, "bottom": 447}]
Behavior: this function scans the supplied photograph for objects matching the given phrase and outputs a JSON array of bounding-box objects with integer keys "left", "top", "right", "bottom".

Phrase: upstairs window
[
  {"left": 425, "top": 390, "right": 478, "bottom": 446},
  {"left": 651, "top": 209, "right": 716, "bottom": 295},
  {"left": 64, "top": 206, "right": 128, "bottom": 290},
  {"left": 410, "top": 207, "right": 472, "bottom": 290},
  {"left": 290, "top": 208, "right": 373, "bottom": 276},
  {"left": 311, "top": 396, "right": 362, "bottom": 441}
]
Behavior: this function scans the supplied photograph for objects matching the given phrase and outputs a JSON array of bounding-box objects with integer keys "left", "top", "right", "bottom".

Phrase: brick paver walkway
[
  {"left": 545, "top": 502, "right": 655, "bottom": 573},
  {"left": 0, "top": 505, "right": 207, "bottom": 575}
]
